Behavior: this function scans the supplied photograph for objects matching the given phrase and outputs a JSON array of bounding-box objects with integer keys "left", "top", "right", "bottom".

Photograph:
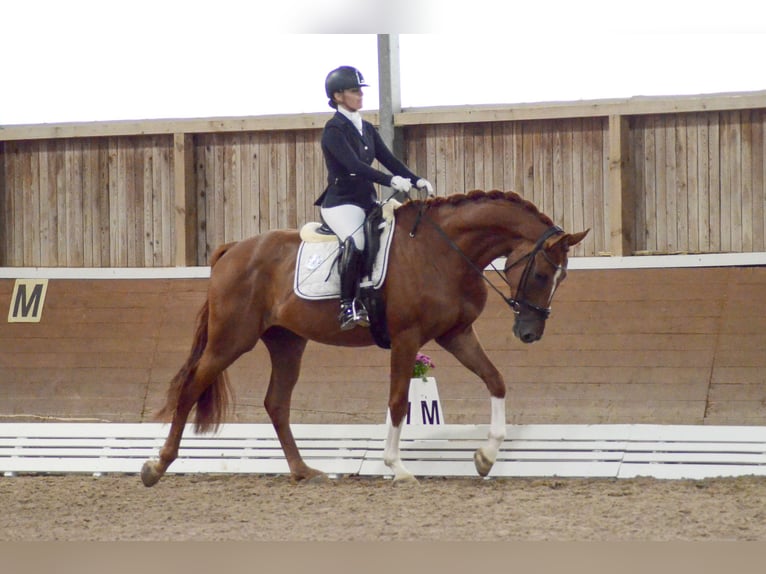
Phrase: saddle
[{"left": 295, "top": 200, "right": 400, "bottom": 349}]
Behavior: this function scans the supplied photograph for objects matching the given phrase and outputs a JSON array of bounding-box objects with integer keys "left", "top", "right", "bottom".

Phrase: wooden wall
[
  {"left": 1, "top": 136, "right": 175, "bottom": 267},
  {"left": 631, "top": 111, "right": 766, "bottom": 254},
  {"left": 2, "top": 266, "right": 765, "bottom": 426},
  {"left": 2, "top": 92, "right": 766, "bottom": 267}
]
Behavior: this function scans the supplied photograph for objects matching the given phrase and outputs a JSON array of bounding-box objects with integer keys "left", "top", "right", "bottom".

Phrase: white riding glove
[
  {"left": 415, "top": 178, "right": 434, "bottom": 195},
  {"left": 390, "top": 175, "right": 412, "bottom": 193}
]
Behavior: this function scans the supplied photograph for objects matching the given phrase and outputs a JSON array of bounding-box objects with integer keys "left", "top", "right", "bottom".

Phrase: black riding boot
[{"left": 338, "top": 238, "right": 370, "bottom": 331}]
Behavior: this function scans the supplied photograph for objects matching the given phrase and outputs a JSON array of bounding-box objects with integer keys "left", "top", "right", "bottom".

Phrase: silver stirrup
[{"left": 339, "top": 299, "right": 370, "bottom": 330}]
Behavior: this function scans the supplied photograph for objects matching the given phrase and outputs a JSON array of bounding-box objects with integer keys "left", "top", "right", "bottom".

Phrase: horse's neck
[{"left": 437, "top": 203, "right": 549, "bottom": 268}]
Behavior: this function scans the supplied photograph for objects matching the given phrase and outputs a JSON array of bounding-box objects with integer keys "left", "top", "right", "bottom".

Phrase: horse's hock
[{"left": 1, "top": 264, "right": 765, "bottom": 426}]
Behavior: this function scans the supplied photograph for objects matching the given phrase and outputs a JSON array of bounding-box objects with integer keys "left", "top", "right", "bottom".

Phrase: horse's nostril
[{"left": 521, "top": 332, "right": 535, "bottom": 343}]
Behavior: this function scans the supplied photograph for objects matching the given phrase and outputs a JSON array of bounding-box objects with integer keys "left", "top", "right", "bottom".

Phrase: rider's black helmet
[{"left": 325, "top": 66, "right": 369, "bottom": 108}]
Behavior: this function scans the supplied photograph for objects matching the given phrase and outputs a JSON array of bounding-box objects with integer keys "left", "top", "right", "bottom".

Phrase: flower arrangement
[{"left": 412, "top": 353, "right": 436, "bottom": 380}]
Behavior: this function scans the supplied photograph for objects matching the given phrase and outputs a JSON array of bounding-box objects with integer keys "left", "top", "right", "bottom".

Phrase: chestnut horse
[{"left": 141, "top": 190, "right": 588, "bottom": 486}]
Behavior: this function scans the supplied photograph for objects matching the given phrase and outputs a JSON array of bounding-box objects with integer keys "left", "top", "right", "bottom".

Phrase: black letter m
[{"left": 8, "top": 279, "right": 49, "bottom": 323}]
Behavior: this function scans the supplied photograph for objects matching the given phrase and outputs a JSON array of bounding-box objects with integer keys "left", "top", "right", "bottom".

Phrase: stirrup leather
[{"left": 339, "top": 299, "right": 370, "bottom": 330}]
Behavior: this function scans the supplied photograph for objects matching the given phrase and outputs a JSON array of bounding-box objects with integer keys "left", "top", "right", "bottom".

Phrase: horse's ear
[
  {"left": 547, "top": 228, "right": 589, "bottom": 251},
  {"left": 565, "top": 229, "right": 589, "bottom": 248}
]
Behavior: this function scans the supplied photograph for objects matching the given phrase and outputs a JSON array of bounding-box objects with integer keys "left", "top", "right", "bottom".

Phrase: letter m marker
[{"left": 8, "top": 279, "right": 49, "bottom": 323}]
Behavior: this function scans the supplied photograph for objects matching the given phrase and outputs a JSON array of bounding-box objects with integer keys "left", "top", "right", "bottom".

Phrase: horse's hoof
[
  {"left": 303, "top": 472, "right": 331, "bottom": 485},
  {"left": 474, "top": 448, "right": 494, "bottom": 477},
  {"left": 140, "top": 460, "right": 163, "bottom": 487},
  {"left": 392, "top": 474, "right": 419, "bottom": 487}
]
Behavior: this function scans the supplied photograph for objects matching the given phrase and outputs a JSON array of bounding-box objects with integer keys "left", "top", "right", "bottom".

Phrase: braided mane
[{"left": 404, "top": 189, "right": 555, "bottom": 227}]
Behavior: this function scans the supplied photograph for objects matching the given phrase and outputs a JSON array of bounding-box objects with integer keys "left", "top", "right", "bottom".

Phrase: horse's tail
[{"left": 154, "top": 242, "right": 236, "bottom": 433}]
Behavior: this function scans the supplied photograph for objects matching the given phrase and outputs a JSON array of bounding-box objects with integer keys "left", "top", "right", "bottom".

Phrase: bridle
[
  {"left": 411, "top": 206, "right": 564, "bottom": 320},
  {"left": 500, "top": 225, "right": 564, "bottom": 319}
]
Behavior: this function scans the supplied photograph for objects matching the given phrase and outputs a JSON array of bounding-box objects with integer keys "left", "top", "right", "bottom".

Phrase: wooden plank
[
  {"left": 686, "top": 114, "right": 700, "bottom": 252},
  {"left": 284, "top": 132, "right": 297, "bottom": 228},
  {"left": 657, "top": 116, "right": 671, "bottom": 251},
  {"left": 84, "top": 139, "right": 101, "bottom": 266},
  {"left": 113, "top": 139, "right": 128, "bottom": 265},
  {"left": 581, "top": 119, "right": 596, "bottom": 254},
  {"left": 463, "top": 124, "right": 476, "bottom": 189},
  {"left": 240, "top": 134, "right": 254, "bottom": 234},
  {"left": 21, "top": 142, "right": 39, "bottom": 265},
  {"left": 608, "top": 115, "right": 630, "bottom": 255},
  {"left": 752, "top": 110, "right": 765, "bottom": 251},
  {"left": 194, "top": 135, "right": 208, "bottom": 262},
  {"left": 708, "top": 113, "right": 721, "bottom": 251},
  {"left": 571, "top": 120, "right": 586, "bottom": 255},
  {"left": 294, "top": 131, "right": 308, "bottom": 227},
  {"left": 541, "top": 121, "right": 554, "bottom": 217},
  {"left": 266, "top": 135, "right": 279, "bottom": 227},
  {"left": 741, "top": 110, "right": 754, "bottom": 251},
  {"left": 675, "top": 114, "right": 689, "bottom": 252},
  {"left": 665, "top": 115, "right": 678, "bottom": 252},
  {"left": 247, "top": 132, "right": 262, "bottom": 236},
  {"left": 696, "top": 113, "right": 711, "bottom": 251},
  {"left": 642, "top": 116, "right": 657, "bottom": 252},
  {"left": 490, "top": 123, "right": 504, "bottom": 189},
  {"left": 481, "top": 122, "right": 493, "bottom": 190},
  {"left": 211, "top": 134, "right": 225, "bottom": 254},
  {"left": 552, "top": 120, "right": 564, "bottom": 226},
  {"left": 257, "top": 133, "right": 270, "bottom": 235},
  {"left": 223, "top": 135, "right": 242, "bottom": 242},
  {"left": 729, "top": 111, "right": 743, "bottom": 252},
  {"left": 201, "top": 134, "right": 215, "bottom": 260},
  {"left": 629, "top": 117, "right": 645, "bottom": 251},
  {"left": 173, "top": 133, "right": 194, "bottom": 265},
  {"left": 142, "top": 137, "right": 155, "bottom": 265},
  {"left": 521, "top": 121, "right": 535, "bottom": 202},
  {"left": 511, "top": 122, "right": 525, "bottom": 194},
  {"left": 720, "top": 113, "right": 736, "bottom": 251},
  {"left": 448, "top": 124, "right": 463, "bottom": 193}
]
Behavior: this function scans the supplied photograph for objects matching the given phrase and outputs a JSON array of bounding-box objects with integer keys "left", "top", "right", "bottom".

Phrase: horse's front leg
[
  {"left": 384, "top": 339, "right": 419, "bottom": 484},
  {"left": 436, "top": 326, "right": 506, "bottom": 477}
]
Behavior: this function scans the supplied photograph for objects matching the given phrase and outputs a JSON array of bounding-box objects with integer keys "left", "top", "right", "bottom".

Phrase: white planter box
[{"left": 386, "top": 376, "right": 444, "bottom": 426}]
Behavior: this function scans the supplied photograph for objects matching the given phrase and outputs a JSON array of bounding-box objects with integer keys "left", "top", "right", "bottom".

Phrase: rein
[{"left": 410, "top": 203, "right": 563, "bottom": 318}]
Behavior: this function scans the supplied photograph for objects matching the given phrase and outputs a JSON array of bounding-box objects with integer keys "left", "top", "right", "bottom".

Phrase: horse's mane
[{"left": 402, "top": 189, "right": 555, "bottom": 227}]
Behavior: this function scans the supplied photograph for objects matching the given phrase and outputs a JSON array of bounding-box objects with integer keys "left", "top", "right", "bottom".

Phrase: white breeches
[{"left": 321, "top": 204, "right": 366, "bottom": 250}]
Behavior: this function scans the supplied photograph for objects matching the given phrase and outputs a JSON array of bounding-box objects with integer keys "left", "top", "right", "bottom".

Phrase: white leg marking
[
  {"left": 383, "top": 413, "right": 415, "bottom": 481},
  {"left": 483, "top": 396, "right": 507, "bottom": 464},
  {"left": 474, "top": 396, "right": 506, "bottom": 477}
]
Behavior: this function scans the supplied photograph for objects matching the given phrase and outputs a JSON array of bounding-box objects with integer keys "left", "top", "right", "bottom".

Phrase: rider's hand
[
  {"left": 415, "top": 178, "right": 434, "bottom": 195},
  {"left": 390, "top": 175, "right": 412, "bottom": 193}
]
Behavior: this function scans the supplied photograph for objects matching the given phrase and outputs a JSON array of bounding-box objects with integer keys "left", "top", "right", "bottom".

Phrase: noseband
[{"left": 501, "top": 225, "right": 564, "bottom": 319}]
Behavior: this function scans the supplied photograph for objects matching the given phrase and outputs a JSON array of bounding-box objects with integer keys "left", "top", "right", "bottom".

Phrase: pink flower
[{"left": 412, "top": 353, "right": 436, "bottom": 379}]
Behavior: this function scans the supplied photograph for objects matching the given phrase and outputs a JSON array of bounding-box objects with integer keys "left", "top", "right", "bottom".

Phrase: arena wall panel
[{"left": 2, "top": 262, "right": 765, "bottom": 426}]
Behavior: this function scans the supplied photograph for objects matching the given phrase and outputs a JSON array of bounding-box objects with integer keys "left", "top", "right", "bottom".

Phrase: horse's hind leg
[
  {"left": 436, "top": 326, "right": 507, "bottom": 477},
  {"left": 261, "top": 327, "right": 325, "bottom": 483},
  {"left": 141, "top": 349, "right": 234, "bottom": 486}
]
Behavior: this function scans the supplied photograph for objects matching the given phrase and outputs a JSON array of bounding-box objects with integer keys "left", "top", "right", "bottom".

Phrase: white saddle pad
[{"left": 293, "top": 217, "right": 396, "bottom": 300}]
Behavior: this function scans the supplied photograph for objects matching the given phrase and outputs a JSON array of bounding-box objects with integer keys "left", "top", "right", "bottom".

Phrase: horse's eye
[{"left": 534, "top": 272, "right": 548, "bottom": 283}]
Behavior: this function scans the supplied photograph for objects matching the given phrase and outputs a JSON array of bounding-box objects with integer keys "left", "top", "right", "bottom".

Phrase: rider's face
[{"left": 334, "top": 88, "right": 363, "bottom": 112}]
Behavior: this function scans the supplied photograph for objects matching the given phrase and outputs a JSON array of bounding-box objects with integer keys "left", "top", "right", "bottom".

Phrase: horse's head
[{"left": 504, "top": 227, "right": 589, "bottom": 343}]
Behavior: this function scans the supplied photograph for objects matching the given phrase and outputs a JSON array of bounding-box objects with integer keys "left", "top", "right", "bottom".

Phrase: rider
[{"left": 316, "top": 65, "right": 433, "bottom": 331}]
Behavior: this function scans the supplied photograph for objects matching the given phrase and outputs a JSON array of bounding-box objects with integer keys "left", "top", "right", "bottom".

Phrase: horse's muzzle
[{"left": 513, "top": 315, "right": 545, "bottom": 344}]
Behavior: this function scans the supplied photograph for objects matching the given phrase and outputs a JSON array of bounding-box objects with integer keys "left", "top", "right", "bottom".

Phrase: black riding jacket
[{"left": 316, "top": 111, "right": 420, "bottom": 212}]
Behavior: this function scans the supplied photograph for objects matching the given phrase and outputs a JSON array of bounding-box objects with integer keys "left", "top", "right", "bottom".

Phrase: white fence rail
[{"left": 2, "top": 423, "right": 766, "bottom": 480}]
